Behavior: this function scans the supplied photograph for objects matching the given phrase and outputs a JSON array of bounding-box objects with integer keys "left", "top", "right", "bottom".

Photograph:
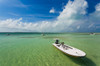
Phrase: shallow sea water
[{"left": 0, "top": 33, "right": 100, "bottom": 66}]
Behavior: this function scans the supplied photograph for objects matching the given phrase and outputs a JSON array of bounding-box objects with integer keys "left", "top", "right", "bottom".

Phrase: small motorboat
[{"left": 53, "top": 40, "right": 86, "bottom": 57}]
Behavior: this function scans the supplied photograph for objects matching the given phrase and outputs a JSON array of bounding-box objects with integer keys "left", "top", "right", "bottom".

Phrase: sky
[{"left": 0, "top": 0, "right": 100, "bottom": 32}]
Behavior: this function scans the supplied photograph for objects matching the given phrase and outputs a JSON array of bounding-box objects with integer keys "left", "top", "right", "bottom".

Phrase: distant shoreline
[
  {"left": 0, "top": 32, "right": 100, "bottom": 35},
  {"left": 0, "top": 32, "right": 100, "bottom": 33}
]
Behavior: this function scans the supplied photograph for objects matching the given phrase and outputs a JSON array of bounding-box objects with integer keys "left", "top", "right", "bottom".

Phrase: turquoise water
[{"left": 0, "top": 33, "right": 100, "bottom": 66}]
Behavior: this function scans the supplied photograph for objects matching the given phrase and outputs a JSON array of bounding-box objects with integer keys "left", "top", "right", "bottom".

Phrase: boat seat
[{"left": 57, "top": 44, "right": 61, "bottom": 47}]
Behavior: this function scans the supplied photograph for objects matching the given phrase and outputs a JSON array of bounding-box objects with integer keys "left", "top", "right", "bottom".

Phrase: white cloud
[
  {"left": 77, "top": 26, "right": 80, "bottom": 29},
  {"left": 0, "top": 0, "right": 100, "bottom": 32},
  {"left": 9, "top": 13, "right": 20, "bottom": 16},
  {"left": 49, "top": 8, "right": 55, "bottom": 13},
  {"left": 58, "top": 0, "right": 87, "bottom": 20},
  {"left": 0, "top": 0, "right": 88, "bottom": 32},
  {"left": 89, "top": 3, "right": 100, "bottom": 22},
  {"left": 14, "top": 3, "right": 30, "bottom": 8},
  {"left": 96, "top": 3, "right": 100, "bottom": 11},
  {"left": 88, "top": 23, "right": 94, "bottom": 28}
]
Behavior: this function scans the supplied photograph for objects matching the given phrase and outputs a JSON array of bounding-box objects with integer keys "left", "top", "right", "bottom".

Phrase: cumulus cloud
[
  {"left": 88, "top": 3, "right": 100, "bottom": 25},
  {"left": 95, "top": 3, "right": 100, "bottom": 11},
  {"left": 85, "top": 3, "right": 100, "bottom": 32},
  {"left": 58, "top": 0, "right": 87, "bottom": 20},
  {"left": 49, "top": 8, "right": 55, "bottom": 13},
  {"left": 56, "top": 0, "right": 88, "bottom": 31},
  {"left": 0, "top": 0, "right": 100, "bottom": 32}
]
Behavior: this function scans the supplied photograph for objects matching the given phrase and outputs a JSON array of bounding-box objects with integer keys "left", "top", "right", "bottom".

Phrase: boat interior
[{"left": 56, "top": 44, "right": 73, "bottom": 50}]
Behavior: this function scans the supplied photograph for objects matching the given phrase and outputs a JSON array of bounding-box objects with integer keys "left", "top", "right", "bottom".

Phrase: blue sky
[
  {"left": 0, "top": 0, "right": 100, "bottom": 32},
  {"left": 0, "top": 0, "right": 68, "bottom": 22}
]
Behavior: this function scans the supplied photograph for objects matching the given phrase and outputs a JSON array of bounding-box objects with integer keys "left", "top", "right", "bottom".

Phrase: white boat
[
  {"left": 53, "top": 43, "right": 86, "bottom": 57},
  {"left": 90, "top": 33, "right": 95, "bottom": 35}
]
